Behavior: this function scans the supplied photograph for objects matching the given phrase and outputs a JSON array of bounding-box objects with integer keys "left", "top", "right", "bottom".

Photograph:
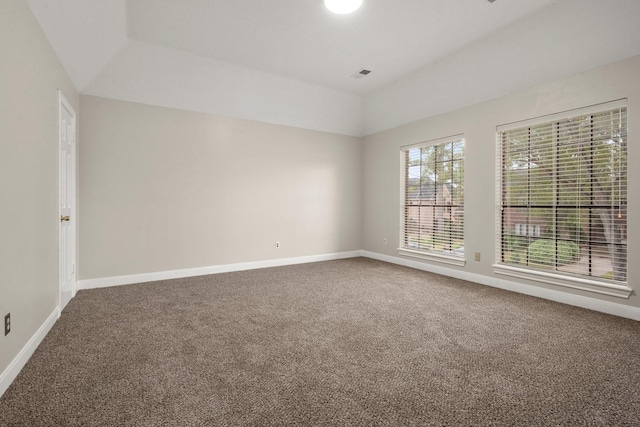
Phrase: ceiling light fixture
[{"left": 324, "top": 0, "right": 363, "bottom": 15}]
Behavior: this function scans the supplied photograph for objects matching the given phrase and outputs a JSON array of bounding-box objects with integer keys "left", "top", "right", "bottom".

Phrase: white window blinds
[
  {"left": 497, "top": 100, "right": 627, "bottom": 285},
  {"left": 400, "top": 136, "right": 464, "bottom": 262}
]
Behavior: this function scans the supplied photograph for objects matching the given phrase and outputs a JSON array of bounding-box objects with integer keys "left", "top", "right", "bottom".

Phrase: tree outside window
[{"left": 499, "top": 105, "right": 627, "bottom": 283}]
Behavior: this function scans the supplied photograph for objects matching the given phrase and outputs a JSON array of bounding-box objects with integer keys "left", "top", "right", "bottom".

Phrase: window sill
[
  {"left": 398, "top": 248, "right": 466, "bottom": 267},
  {"left": 492, "top": 264, "right": 632, "bottom": 299}
]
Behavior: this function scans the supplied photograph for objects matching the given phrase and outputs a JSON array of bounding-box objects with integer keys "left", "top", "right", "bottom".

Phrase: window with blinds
[
  {"left": 400, "top": 136, "right": 464, "bottom": 265},
  {"left": 496, "top": 100, "right": 628, "bottom": 290}
]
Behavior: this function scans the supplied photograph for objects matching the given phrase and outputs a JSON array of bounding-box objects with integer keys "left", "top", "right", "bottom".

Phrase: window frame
[
  {"left": 398, "top": 134, "right": 465, "bottom": 266},
  {"left": 493, "top": 100, "right": 631, "bottom": 298}
]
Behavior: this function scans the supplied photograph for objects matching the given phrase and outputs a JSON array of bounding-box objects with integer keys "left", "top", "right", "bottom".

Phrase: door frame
[{"left": 58, "top": 90, "right": 77, "bottom": 313}]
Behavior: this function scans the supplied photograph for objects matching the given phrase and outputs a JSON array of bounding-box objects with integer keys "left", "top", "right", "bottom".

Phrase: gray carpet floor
[{"left": 1, "top": 257, "right": 639, "bottom": 426}]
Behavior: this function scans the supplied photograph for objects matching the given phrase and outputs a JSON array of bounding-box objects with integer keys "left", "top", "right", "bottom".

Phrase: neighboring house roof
[{"left": 407, "top": 177, "right": 455, "bottom": 201}]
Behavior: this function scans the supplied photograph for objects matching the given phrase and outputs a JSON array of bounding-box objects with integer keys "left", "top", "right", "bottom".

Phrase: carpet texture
[{"left": 1, "top": 257, "right": 639, "bottom": 426}]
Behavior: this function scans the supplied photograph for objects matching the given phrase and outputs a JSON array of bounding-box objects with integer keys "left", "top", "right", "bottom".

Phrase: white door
[{"left": 59, "top": 92, "right": 76, "bottom": 311}]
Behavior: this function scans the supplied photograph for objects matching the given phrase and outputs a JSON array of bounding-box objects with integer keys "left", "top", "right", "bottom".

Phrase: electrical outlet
[
  {"left": 4, "top": 313, "right": 10, "bottom": 336},
  {"left": 275, "top": 241, "right": 280, "bottom": 249},
  {"left": 475, "top": 252, "right": 481, "bottom": 262},
  {"left": 383, "top": 238, "right": 388, "bottom": 246}
]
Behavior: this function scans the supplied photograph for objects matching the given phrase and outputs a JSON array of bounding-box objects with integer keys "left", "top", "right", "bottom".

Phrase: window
[
  {"left": 495, "top": 100, "right": 630, "bottom": 298},
  {"left": 515, "top": 224, "right": 540, "bottom": 237},
  {"left": 399, "top": 135, "right": 464, "bottom": 266}
]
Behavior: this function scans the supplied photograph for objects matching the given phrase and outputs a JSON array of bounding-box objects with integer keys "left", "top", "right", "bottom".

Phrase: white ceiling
[
  {"left": 124, "top": 0, "right": 556, "bottom": 94},
  {"left": 25, "top": 0, "right": 640, "bottom": 136}
]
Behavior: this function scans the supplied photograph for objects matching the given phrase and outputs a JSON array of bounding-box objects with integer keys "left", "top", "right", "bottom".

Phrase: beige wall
[
  {"left": 363, "top": 55, "right": 640, "bottom": 309},
  {"left": 3, "top": 0, "right": 638, "bottom": 391},
  {"left": 79, "top": 96, "right": 363, "bottom": 279},
  {"left": 0, "top": 0, "right": 79, "bottom": 374}
]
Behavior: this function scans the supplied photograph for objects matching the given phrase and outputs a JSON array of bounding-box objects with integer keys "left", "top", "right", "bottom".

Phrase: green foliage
[
  {"left": 601, "top": 271, "right": 614, "bottom": 280},
  {"left": 501, "top": 108, "right": 627, "bottom": 281},
  {"left": 504, "top": 234, "right": 528, "bottom": 251},
  {"left": 527, "top": 239, "right": 580, "bottom": 266},
  {"left": 419, "top": 237, "right": 433, "bottom": 248},
  {"left": 409, "top": 140, "right": 465, "bottom": 203},
  {"left": 556, "top": 211, "right": 588, "bottom": 243}
]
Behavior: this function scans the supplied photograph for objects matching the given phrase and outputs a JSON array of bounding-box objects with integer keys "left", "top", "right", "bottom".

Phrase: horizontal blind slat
[
  {"left": 401, "top": 137, "right": 465, "bottom": 257},
  {"left": 497, "top": 102, "right": 627, "bottom": 284}
]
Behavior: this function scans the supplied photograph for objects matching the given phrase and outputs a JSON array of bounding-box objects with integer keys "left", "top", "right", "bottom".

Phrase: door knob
[{"left": 60, "top": 215, "right": 70, "bottom": 222}]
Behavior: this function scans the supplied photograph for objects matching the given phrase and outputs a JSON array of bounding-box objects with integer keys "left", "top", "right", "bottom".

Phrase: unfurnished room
[{"left": 1, "top": 0, "right": 639, "bottom": 425}]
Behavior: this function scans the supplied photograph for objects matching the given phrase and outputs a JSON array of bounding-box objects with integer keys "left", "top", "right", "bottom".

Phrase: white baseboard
[
  {"left": 78, "top": 249, "right": 639, "bottom": 320},
  {"left": 78, "top": 250, "right": 363, "bottom": 290},
  {"left": 0, "top": 308, "right": 59, "bottom": 398},
  {"left": 361, "top": 250, "right": 640, "bottom": 321},
  {"left": 2, "top": 250, "right": 636, "bottom": 400}
]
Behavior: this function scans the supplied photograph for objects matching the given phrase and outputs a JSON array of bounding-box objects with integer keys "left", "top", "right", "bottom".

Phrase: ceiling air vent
[{"left": 351, "top": 69, "right": 372, "bottom": 79}]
